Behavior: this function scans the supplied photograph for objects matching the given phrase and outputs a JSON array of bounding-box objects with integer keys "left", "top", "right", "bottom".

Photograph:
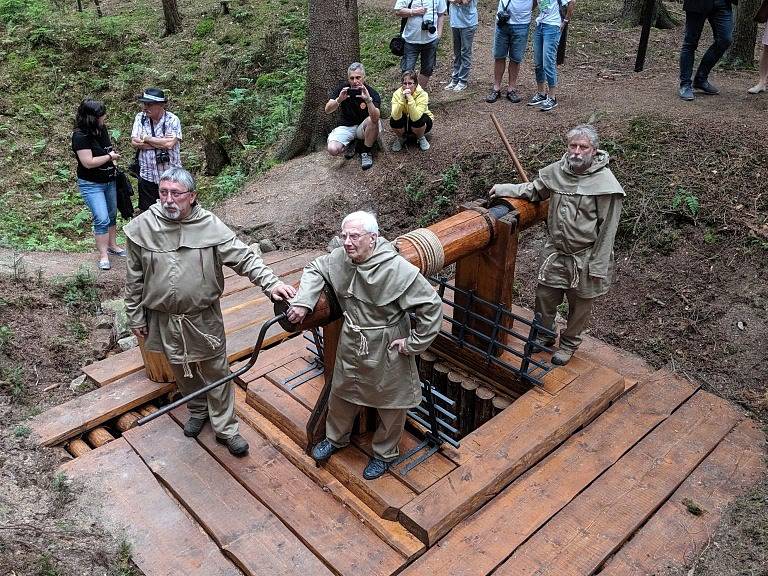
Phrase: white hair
[
  {"left": 348, "top": 62, "right": 366, "bottom": 76},
  {"left": 566, "top": 124, "right": 599, "bottom": 149},
  {"left": 342, "top": 211, "right": 379, "bottom": 234}
]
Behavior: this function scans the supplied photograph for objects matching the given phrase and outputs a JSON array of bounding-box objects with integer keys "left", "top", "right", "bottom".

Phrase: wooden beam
[{"left": 398, "top": 366, "right": 625, "bottom": 545}]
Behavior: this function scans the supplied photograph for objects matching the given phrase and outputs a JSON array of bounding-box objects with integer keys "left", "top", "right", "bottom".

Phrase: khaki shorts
[{"left": 327, "top": 118, "right": 382, "bottom": 145}]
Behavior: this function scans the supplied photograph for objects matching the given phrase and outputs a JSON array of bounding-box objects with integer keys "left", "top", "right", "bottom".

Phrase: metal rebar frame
[
  {"left": 279, "top": 329, "right": 325, "bottom": 390},
  {"left": 430, "top": 277, "right": 557, "bottom": 387}
]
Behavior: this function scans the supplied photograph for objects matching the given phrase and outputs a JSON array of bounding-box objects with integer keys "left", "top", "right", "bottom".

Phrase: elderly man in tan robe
[
  {"left": 286, "top": 211, "right": 443, "bottom": 480},
  {"left": 124, "top": 167, "right": 295, "bottom": 456},
  {"left": 490, "top": 124, "right": 625, "bottom": 366}
]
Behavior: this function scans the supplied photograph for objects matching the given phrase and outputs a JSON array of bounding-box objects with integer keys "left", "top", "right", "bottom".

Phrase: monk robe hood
[
  {"left": 124, "top": 204, "right": 235, "bottom": 252},
  {"left": 539, "top": 150, "right": 626, "bottom": 197}
]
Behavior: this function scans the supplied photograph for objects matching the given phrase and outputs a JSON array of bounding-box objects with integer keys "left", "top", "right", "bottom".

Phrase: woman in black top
[{"left": 72, "top": 99, "right": 124, "bottom": 270}]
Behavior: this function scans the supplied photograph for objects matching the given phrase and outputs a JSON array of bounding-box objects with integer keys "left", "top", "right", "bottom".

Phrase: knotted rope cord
[
  {"left": 396, "top": 228, "right": 445, "bottom": 276},
  {"left": 342, "top": 311, "right": 399, "bottom": 356},
  {"left": 537, "top": 250, "right": 586, "bottom": 289},
  {"left": 172, "top": 313, "right": 222, "bottom": 377}
]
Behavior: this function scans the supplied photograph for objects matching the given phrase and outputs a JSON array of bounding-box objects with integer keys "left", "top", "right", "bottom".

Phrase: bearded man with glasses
[
  {"left": 124, "top": 167, "right": 296, "bottom": 456},
  {"left": 286, "top": 211, "right": 443, "bottom": 480}
]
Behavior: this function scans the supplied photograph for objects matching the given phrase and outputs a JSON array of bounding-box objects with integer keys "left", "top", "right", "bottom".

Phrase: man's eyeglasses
[
  {"left": 339, "top": 232, "right": 371, "bottom": 242},
  {"left": 159, "top": 190, "right": 190, "bottom": 199}
]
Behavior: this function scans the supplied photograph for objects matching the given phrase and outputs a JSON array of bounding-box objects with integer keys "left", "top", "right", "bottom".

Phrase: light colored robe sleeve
[
  {"left": 587, "top": 194, "right": 624, "bottom": 279},
  {"left": 217, "top": 237, "right": 282, "bottom": 296},
  {"left": 124, "top": 238, "right": 147, "bottom": 328},
  {"left": 397, "top": 276, "right": 443, "bottom": 355},
  {"left": 291, "top": 255, "right": 332, "bottom": 311},
  {"left": 492, "top": 178, "right": 552, "bottom": 202}
]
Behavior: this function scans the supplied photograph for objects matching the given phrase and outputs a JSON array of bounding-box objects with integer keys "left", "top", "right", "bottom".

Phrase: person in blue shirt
[{"left": 444, "top": 0, "right": 478, "bottom": 92}]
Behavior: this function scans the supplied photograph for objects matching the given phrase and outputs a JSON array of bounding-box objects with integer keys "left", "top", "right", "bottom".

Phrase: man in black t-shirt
[{"left": 326, "top": 62, "right": 382, "bottom": 171}]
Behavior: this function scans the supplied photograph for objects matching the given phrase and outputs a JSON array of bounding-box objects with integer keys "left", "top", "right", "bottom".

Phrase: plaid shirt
[{"left": 131, "top": 111, "right": 183, "bottom": 183}]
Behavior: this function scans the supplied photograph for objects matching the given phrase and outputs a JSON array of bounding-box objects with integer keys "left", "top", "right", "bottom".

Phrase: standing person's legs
[
  {"left": 456, "top": 25, "right": 477, "bottom": 85},
  {"left": 679, "top": 10, "right": 707, "bottom": 88},
  {"left": 402, "top": 41, "right": 420, "bottom": 75},
  {"left": 506, "top": 23, "right": 530, "bottom": 92},
  {"left": 450, "top": 26, "right": 463, "bottom": 86},
  {"left": 694, "top": 1, "right": 733, "bottom": 86},
  {"left": 749, "top": 36, "right": 768, "bottom": 92},
  {"left": 534, "top": 284, "right": 564, "bottom": 338},
  {"left": 78, "top": 178, "right": 112, "bottom": 265},
  {"left": 325, "top": 393, "right": 362, "bottom": 448},
  {"left": 418, "top": 39, "right": 439, "bottom": 88},
  {"left": 137, "top": 177, "right": 159, "bottom": 211},
  {"left": 558, "top": 290, "right": 594, "bottom": 352},
  {"left": 540, "top": 24, "right": 561, "bottom": 100},
  {"left": 103, "top": 180, "right": 122, "bottom": 253},
  {"left": 372, "top": 408, "right": 408, "bottom": 462},
  {"left": 533, "top": 24, "right": 546, "bottom": 95}
]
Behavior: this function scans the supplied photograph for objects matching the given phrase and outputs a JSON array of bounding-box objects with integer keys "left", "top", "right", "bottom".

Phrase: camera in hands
[
  {"left": 421, "top": 19, "right": 436, "bottom": 33},
  {"left": 347, "top": 87, "right": 361, "bottom": 97},
  {"left": 496, "top": 12, "right": 510, "bottom": 27}
]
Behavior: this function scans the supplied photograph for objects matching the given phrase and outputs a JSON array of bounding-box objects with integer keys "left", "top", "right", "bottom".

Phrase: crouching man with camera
[
  {"left": 326, "top": 63, "right": 382, "bottom": 171},
  {"left": 130, "top": 88, "right": 182, "bottom": 212},
  {"left": 394, "top": 0, "right": 448, "bottom": 89}
]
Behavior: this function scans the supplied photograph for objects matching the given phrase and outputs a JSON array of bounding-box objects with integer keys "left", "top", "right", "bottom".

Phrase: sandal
[
  {"left": 107, "top": 247, "right": 126, "bottom": 257},
  {"left": 485, "top": 89, "right": 501, "bottom": 103},
  {"left": 98, "top": 260, "right": 111, "bottom": 271}
]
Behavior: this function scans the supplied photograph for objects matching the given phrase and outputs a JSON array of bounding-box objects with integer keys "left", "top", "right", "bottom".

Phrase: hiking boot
[
  {"left": 183, "top": 416, "right": 208, "bottom": 438},
  {"left": 485, "top": 89, "right": 501, "bottom": 103},
  {"left": 363, "top": 457, "right": 391, "bottom": 480},
  {"left": 343, "top": 145, "right": 356, "bottom": 159},
  {"left": 678, "top": 85, "right": 694, "bottom": 101},
  {"left": 506, "top": 90, "right": 521, "bottom": 103},
  {"left": 693, "top": 79, "right": 720, "bottom": 95},
  {"left": 539, "top": 96, "right": 558, "bottom": 111},
  {"left": 527, "top": 92, "right": 547, "bottom": 106},
  {"left": 551, "top": 348, "right": 575, "bottom": 366},
  {"left": 417, "top": 136, "right": 431, "bottom": 151},
  {"left": 360, "top": 152, "right": 374, "bottom": 170},
  {"left": 444, "top": 79, "right": 457, "bottom": 91},
  {"left": 532, "top": 336, "right": 556, "bottom": 351},
  {"left": 216, "top": 433, "right": 249, "bottom": 456},
  {"left": 311, "top": 438, "right": 340, "bottom": 462},
  {"left": 391, "top": 137, "right": 405, "bottom": 152},
  {"left": 453, "top": 81, "right": 467, "bottom": 91}
]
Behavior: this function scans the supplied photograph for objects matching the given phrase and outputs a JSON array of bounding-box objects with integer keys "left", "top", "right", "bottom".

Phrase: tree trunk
[
  {"left": 161, "top": 0, "right": 183, "bottom": 35},
  {"left": 723, "top": 0, "right": 761, "bottom": 67},
  {"left": 92, "top": 0, "right": 102, "bottom": 17},
  {"left": 202, "top": 120, "right": 230, "bottom": 176},
  {"left": 622, "top": 0, "right": 678, "bottom": 29},
  {"left": 277, "top": 0, "right": 360, "bottom": 160}
]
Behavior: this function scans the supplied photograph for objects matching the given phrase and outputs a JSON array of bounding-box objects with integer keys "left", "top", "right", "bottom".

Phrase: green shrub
[{"left": 195, "top": 18, "right": 215, "bottom": 38}]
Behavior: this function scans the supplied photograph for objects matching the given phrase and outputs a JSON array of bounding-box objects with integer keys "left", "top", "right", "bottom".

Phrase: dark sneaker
[
  {"left": 363, "top": 457, "right": 391, "bottom": 480},
  {"left": 693, "top": 79, "right": 720, "bottom": 95},
  {"left": 539, "top": 97, "right": 558, "bottom": 111},
  {"left": 506, "top": 90, "right": 521, "bottom": 103},
  {"left": 527, "top": 92, "right": 547, "bottom": 106},
  {"left": 183, "top": 416, "right": 208, "bottom": 438},
  {"left": 485, "top": 89, "right": 501, "bottom": 103},
  {"left": 360, "top": 152, "right": 374, "bottom": 170},
  {"left": 343, "top": 145, "right": 356, "bottom": 159},
  {"left": 551, "top": 348, "right": 575, "bottom": 366},
  {"left": 678, "top": 85, "right": 694, "bottom": 101},
  {"left": 216, "top": 433, "right": 249, "bottom": 456},
  {"left": 311, "top": 438, "right": 340, "bottom": 462}
]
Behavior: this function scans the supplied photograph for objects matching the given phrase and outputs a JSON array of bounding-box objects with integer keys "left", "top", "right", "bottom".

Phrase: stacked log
[
  {"left": 115, "top": 411, "right": 141, "bottom": 432},
  {"left": 85, "top": 427, "right": 115, "bottom": 448},
  {"left": 66, "top": 438, "right": 91, "bottom": 457},
  {"left": 492, "top": 396, "right": 512, "bottom": 416},
  {"left": 459, "top": 378, "right": 479, "bottom": 437},
  {"left": 137, "top": 404, "right": 159, "bottom": 418},
  {"left": 474, "top": 387, "right": 495, "bottom": 428},
  {"left": 418, "top": 351, "right": 437, "bottom": 385},
  {"left": 432, "top": 362, "right": 449, "bottom": 395}
]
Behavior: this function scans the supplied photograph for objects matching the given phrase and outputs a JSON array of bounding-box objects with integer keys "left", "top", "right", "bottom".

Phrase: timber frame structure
[{"left": 29, "top": 192, "right": 766, "bottom": 575}]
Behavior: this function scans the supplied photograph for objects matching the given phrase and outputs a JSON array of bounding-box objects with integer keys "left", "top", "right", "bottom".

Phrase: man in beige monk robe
[
  {"left": 286, "top": 211, "right": 443, "bottom": 480},
  {"left": 124, "top": 167, "right": 295, "bottom": 456},
  {"left": 490, "top": 124, "right": 625, "bottom": 366}
]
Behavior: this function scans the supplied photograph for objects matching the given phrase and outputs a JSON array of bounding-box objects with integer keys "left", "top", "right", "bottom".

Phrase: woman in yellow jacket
[{"left": 389, "top": 70, "right": 434, "bottom": 152}]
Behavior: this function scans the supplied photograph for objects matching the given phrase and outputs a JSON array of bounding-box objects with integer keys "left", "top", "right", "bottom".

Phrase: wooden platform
[{"left": 33, "top": 249, "right": 767, "bottom": 575}]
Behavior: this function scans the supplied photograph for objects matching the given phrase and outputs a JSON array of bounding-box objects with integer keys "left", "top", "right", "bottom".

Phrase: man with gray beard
[
  {"left": 124, "top": 167, "right": 296, "bottom": 455},
  {"left": 489, "top": 125, "right": 625, "bottom": 365}
]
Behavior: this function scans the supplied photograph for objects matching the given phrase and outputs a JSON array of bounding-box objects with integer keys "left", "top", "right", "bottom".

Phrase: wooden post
[
  {"left": 474, "top": 387, "right": 495, "bottom": 429},
  {"left": 66, "top": 438, "right": 91, "bottom": 457},
  {"left": 432, "top": 362, "right": 449, "bottom": 395},
  {"left": 115, "top": 411, "right": 141, "bottom": 432},
  {"left": 306, "top": 319, "right": 342, "bottom": 451},
  {"left": 492, "top": 396, "right": 512, "bottom": 416},
  {"left": 85, "top": 427, "right": 115, "bottom": 448},
  {"left": 446, "top": 371, "right": 463, "bottom": 402},
  {"left": 459, "top": 378, "right": 479, "bottom": 437},
  {"left": 137, "top": 336, "right": 175, "bottom": 383},
  {"left": 418, "top": 351, "right": 437, "bottom": 385}
]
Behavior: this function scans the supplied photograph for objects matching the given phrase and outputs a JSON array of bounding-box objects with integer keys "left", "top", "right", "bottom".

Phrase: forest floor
[{"left": 1, "top": 0, "right": 767, "bottom": 574}]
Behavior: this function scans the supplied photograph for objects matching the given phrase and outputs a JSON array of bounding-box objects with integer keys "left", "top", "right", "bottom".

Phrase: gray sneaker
[
  {"left": 539, "top": 96, "right": 558, "bottom": 111},
  {"left": 527, "top": 92, "right": 547, "bottom": 106},
  {"left": 360, "top": 152, "right": 373, "bottom": 170}
]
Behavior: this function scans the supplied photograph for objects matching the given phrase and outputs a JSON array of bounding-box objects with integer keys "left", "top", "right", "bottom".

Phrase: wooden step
[
  {"left": 246, "top": 376, "right": 418, "bottom": 520},
  {"left": 59, "top": 438, "right": 243, "bottom": 576},
  {"left": 401, "top": 369, "right": 698, "bottom": 576},
  {"left": 123, "top": 416, "right": 333, "bottom": 576},
  {"left": 599, "top": 419, "right": 766, "bottom": 576},
  {"left": 398, "top": 365, "right": 626, "bottom": 545},
  {"left": 168, "top": 404, "right": 407, "bottom": 576},
  {"left": 232, "top": 386, "right": 425, "bottom": 561},
  {"left": 492, "top": 390, "right": 742, "bottom": 576}
]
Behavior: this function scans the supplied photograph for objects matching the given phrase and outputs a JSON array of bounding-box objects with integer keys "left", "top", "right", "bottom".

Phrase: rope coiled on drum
[{"left": 396, "top": 228, "right": 445, "bottom": 276}]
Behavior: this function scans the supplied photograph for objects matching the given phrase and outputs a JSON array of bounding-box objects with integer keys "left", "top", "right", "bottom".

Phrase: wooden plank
[
  {"left": 220, "top": 250, "right": 319, "bottom": 297},
  {"left": 30, "top": 370, "right": 174, "bottom": 447},
  {"left": 232, "top": 386, "right": 425, "bottom": 561},
  {"left": 246, "top": 377, "right": 417, "bottom": 520},
  {"left": 169, "top": 405, "right": 406, "bottom": 576},
  {"left": 233, "top": 335, "right": 311, "bottom": 385},
  {"left": 81, "top": 347, "right": 143, "bottom": 386},
  {"left": 123, "top": 416, "right": 332, "bottom": 576},
  {"left": 60, "top": 438, "right": 242, "bottom": 576},
  {"left": 494, "top": 390, "right": 742, "bottom": 576},
  {"left": 600, "top": 419, "right": 766, "bottom": 576},
  {"left": 398, "top": 366, "right": 625, "bottom": 545},
  {"left": 402, "top": 370, "right": 698, "bottom": 576}
]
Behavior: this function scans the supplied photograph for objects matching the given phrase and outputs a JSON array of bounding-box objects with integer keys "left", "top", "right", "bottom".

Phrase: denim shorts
[
  {"left": 78, "top": 178, "right": 117, "bottom": 235},
  {"left": 493, "top": 23, "right": 530, "bottom": 63},
  {"left": 402, "top": 39, "right": 440, "bottom": 76}
]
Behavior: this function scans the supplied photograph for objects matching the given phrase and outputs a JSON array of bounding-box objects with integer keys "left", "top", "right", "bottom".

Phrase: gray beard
[
  {"left": 567, "top": 155, "right": 593, "bottom": 172},
  {"left": 160, "top": 202, "right": 181, "bottom": 220}
]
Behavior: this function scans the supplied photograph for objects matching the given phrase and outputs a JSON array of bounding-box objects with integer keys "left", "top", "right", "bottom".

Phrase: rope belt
[
  {"left": 342, "top": 311, "right": 399, "bottom": 357},
  {"left": 171, "top": 313, "right": 222, "bottom": 377},
  {"left": 396, "top": 228, "right": 445, "bottom": 276},
  {"left": 537, "top": 249, "right": 587, "bottom": 289}
]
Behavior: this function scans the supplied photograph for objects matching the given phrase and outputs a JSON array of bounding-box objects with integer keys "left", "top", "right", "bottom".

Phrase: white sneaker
[
  {"left": 444, "top": 80, "right": 457, "bottom": 91},
  {"left": 417, "top": 136, "right": 430, "bottom": 151},
  {"left": 391, "top": 138, "right": 404, "bottom": 152},
  {"left": 453, "top": 81, "right": 467, "bottom": 91}
]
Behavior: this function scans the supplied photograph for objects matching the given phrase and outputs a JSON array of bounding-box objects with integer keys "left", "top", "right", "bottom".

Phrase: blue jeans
[
  {"left": 493, "top": 23, "right": 530, "bottom": 63},
  {"left": 402, "top": 39, "right": 440, "bottom": 76},
  {"left": 679, "top": 0, "right": 733, "bottom": 87},
  {"left": 533, "top": 23, "right": 561, "bottom": 88},
  {"left": 78, "top": 178, "right": 116, "bottom": 235},
  {"left": 452, "top": 25, "right": 477, "bottom": 83}
]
